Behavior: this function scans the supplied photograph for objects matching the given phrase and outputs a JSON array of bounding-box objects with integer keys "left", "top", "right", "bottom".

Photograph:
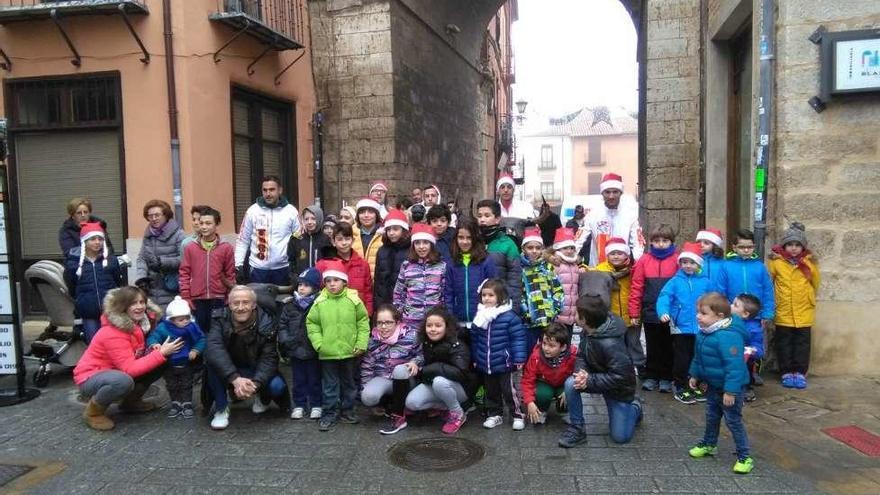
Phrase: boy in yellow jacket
[{"left": 593, "top": 238, "right": 634, "bottom": 326}]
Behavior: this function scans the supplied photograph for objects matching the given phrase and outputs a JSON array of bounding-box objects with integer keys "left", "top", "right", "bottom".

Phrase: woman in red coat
[{"left": 73, "top": 286, "right": 183, "bottom": 430}]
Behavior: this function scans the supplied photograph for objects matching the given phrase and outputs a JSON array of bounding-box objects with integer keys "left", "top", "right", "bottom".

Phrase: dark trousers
[
  {"left": 290, "top": 358, "right": 322, "bottom": 409},
  {"left": 320, "top": 358, "right": 358, "bottom": 419},
  {"left": 481, "top": 372, "right": 523, "bottom": 419},
  {"left": 249, "top": 267, "right": 291, "bottom": 285},
  {"left": 194, "top": 298, "right": 226, "bottom": 334},
  {"left": 672, "top": 334, "right": 696, "bottom": 388},
  {"left": 525, "top": 327, "right": 543, "bottom": 355},
  {"left": 206, "top": 367, "right": 287, "bottom": 410},
  {"left": 164, "top": 364, "right": 195, "bottom": 404},
  {"left": 702, "top": 386, "right": 750, "bottom": 458},
  {"left": 774, "top": 326, "right": 811, "bottom": 374},
  {"left": 644, "top": 321, "right": 673, "bottom": 381}
]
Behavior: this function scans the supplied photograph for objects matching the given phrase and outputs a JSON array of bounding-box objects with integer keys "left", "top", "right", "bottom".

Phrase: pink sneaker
[{"left": 441, "top": 410, "right": 466, "bottom": 434}]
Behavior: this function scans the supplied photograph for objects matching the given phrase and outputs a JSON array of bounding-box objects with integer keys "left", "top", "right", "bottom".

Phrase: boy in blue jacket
[
  {"left": 688, "top": 292, "right": 753, "bottom": 474},
  {"left": 717, "top": 229, "right": 775, "bottom": 327},
  {"left": 732, "top": 294, "right": 764, "bottom": 402}
]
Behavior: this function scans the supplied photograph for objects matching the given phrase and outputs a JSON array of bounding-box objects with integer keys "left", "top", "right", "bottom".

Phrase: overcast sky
[{"left": 512, "top": 0, "right": 639, "bottom": 121}]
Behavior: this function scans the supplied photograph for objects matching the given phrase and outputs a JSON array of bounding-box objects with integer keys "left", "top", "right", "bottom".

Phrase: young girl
[
  {"left": 278, "top": 268, "right": 323, "bottom": 420},
  {"left": 471, "top": 279, "right": 528, "bottom": 430},
  {"left": 360, "top": 304, "right": 422, "bottom": 435},
  {"left": 338, "top": 206, "right": 356, "bottom": 226},
  {"left": 520, "top": 227, "right": 563, "bottom": 351},
  {"left": 444, "top": 218, "right": 496, "bottom": 328},
  {"left": 352, "top": 197, "right": 384, "bottom": 276},
  {"left": 404, "top": 307, "right": 475, "bottom": 434},
  {"left": 594, "top": 237, "right": 634, "bottom": 327},
  {"left": 393, "top": 223, "right": 447, "bottom": 329},
  {"left": 696, "top": 228, "right": 725, "bottom": 284},
  {"left": 552, "top": 227, "right": 580, "bottom": 328},
  {"left": 373, "top": 209, "right": 411, "bottom": 306}
]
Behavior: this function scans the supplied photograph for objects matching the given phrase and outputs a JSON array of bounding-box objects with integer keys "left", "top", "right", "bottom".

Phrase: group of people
[{"left": 60, "top": 171, "right": 820, "bottom": 475}]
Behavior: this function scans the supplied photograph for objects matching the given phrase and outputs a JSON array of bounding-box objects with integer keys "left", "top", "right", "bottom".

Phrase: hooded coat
[
  {"left": 420, "top": 334, "right": 477, "bottom": 395},
  {"left": 484, "top": 227, "right": 523, "bottom": 313},
  {"left": 718, "top": 254, "right": 776, "bottom": 320},
  {"left": 373, "top": 236, "right": 411, "bottom": 306},
  {"left": 470, "top": 306, "right": 528, "bottom": 374},
  {"left": 136, "top": 218, "right": 186, "bottom": 306},
  {"left": 575, "top": 314, "right": 637, "bottom": 402},
  {"left": 351, "top": 223, "right": 384, "bottom": 277},
  {"left": 306, "top": 287, "right": 370, "bottom": 360},
  {"left": 393, "top": 258, "right": 447, "bottom": 328},
  {"left": 288, "top": 204, "right": 330, "bottom": 283},
  {"left": 444, "top": 254, "right": 497, "bottom": 324},
  {"left": 656, "top": 268, "right": 720, "bottom": 335},
  {"left": 768, "top": 253, "right": 819, "bottom": 328},
  {"left": 594, "top": 261, "right": 633, "bottom": 326},
  {"left": 205, "top": 307, "right": 279, "bottom": 387},
  {"left": 64, "top": 249, "right": 123, "bottom": 320},
  {"left": 234, "top": 197, "right": 301, "bottom": 271},
  {"left": 689, "top": 317, "right": 750, "bottom": 394},
  {"left": 316, "top": 247, "right": 374, "bottom": 314},
  {"left": 59, "top": 215, "right": 115, "bottom": 257}
]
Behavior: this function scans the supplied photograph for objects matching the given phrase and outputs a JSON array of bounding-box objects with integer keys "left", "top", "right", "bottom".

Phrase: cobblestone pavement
[{"left": 0, "top": 371, "right": 828, "bottom": 495}]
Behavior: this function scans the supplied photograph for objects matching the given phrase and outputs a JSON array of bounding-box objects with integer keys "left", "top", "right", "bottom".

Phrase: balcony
[
  {"left": 0, "top": 1, "right": 148, "bottom": 24},
  {"left": 210, "top": 0, "right": 304, "bottom": 51}
]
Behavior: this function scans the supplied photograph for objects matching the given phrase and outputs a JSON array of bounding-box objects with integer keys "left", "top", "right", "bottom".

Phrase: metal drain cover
[
  {"left": 388, "top": 437, "right": 486, "bottom": 472},
  {"left": 0, "top": 464, "right": 33, "bottom": 486}
]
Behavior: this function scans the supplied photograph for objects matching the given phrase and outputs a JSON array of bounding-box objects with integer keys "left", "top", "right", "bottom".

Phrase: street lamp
[{"left": 515, "top": 99, "right": 528, "bottom": 124}]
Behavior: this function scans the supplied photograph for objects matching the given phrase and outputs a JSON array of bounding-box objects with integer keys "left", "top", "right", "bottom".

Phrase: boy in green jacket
[{"left": 307, "top": 260, "right": 370, "bottom": 432}]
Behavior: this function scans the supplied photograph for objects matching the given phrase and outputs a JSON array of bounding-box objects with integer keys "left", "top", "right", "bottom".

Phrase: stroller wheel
[{"left": 33, "top": 368, "right": 50, "bottom": 388}]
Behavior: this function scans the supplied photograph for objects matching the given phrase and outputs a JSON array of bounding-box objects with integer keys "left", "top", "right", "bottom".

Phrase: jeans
[
  {"left": 564, "top": 376, "right": 641, "bottom": 444},
  {"left": 320, "top": 358, "right": 358, "bottom": 419},
  {"left": 249, "top": 267, "right": 291, "bottom": 285},
  {"left": 79, "top": 367, "right": 163, "bottom": 407},
  {"left": 290, "top": 358, "right": 322, "bottom": 409},
  {"left": 774, "top": 326, "right": 811, "bottom": 374},
  {"left": 194, "top": 298, "right": 226, "bottom": 334},
  {"left": 702, "top": 386, "right": 749, "bottom": 458},
  {"left": 82, "top": 318, "right": 101, "bottom": 344},
  {"left": 206, "top": 367, "right": 287, "bottom": 410}
]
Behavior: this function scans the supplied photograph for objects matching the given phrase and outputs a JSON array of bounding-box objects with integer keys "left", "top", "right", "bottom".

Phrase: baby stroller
[{"left": 23, "top": 260, "right": 87, "bottom": 387}]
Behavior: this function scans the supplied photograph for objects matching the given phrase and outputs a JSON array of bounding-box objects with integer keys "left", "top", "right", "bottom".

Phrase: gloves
[{"left": 142, "top": 252, "right": 161, "bottom": 271}]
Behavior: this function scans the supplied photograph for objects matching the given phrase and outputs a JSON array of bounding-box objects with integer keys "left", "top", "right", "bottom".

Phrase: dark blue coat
[
  {"left": 470, "top": 308, "right": 528, "bottom": 374},
  {"left": 689, "top": 317, "right": 750, "bottom": 394},
  {"left": 444, "top": 256, "right": 497, "bottom": 323},
  {"left": 435, "top": 228, "right": 456, "bottom": 265},
  {"left": 373, "top": 238, "right": 411, "bottom": 306},
  {"left": 64, "top": 249, "right": 123, "bottom": 320}
]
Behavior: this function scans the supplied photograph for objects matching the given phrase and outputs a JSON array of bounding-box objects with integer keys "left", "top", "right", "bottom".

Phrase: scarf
[
  {"left": 609, "top": 259, "right": 631, "bottom": 280},
  {"left": 479, "top": 224, "right": 502, "bottom": 241},
  {"left": 294, "top": 292, "right": 317, "bottom": 310},
  {"left": 472, "top": 301, "right": 513, "bottom": 329},
  {"left": 649, "top": 244, "right": 676, "bottom": 259},
  {"left": 771, "top": 244, "right": 813, "bottom": 280},
  {"left": 700, "top": 317, "right": 731, "bottom": 335},
  {"left": 148, "top": 223, "right": 166, "bottom": 237},
  {"left": 371, "top": 323, "right": 404, "bottom": 345},
  {"left": 544, "top": 346, "right": 570, "bottom": 368},
  {"left": 558, "top": 252, "right": 578, "bottom": 264}
]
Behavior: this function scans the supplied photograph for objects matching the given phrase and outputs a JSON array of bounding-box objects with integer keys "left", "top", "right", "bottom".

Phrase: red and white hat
[
  {"left": 355, "top": 197, "right": 382, "bottom": 214},
  {"left": 678, "top": 242, "right": 703, "bottom": 266},
  {"left": 411, "top": 223, "right": 436, "bottom": 244},
  {"left": 521, "top": 226, "right": 544, "bottom": 247},
  {"left": 600, "top": 173, "right": 624, "bottom": 193},
  {"left": 604, "top": 237, "right": 630, "bottom": 256},
  {"left": 321, "top": 260, "right": 348, "bottom": 283},
  {"left": 552, "top": 227, "right": 576, "bottom": 250},
  {"left": 76, "top": 222, "right": 108, "bottom": 276},
  {"left": 383, "top": 209, "right": 409, "bottom": 231},
  {"left": 496, "top": 173, "right": 515, "bottom": 191},
  {"left": 696, "top": 228, "right": 724, "bottom": 248},
  {"left": 369, "top": 181, "right": 388, "bottom": 194}
]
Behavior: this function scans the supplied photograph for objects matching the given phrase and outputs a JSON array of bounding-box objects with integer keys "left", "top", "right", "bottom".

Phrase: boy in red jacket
[
  {"left": 317, "top": 222, "right": 374, "bottom": 314},
  {"left": 179, "top": 207, "right": 236, "bottom": 332},
  {"left": 522, "top": 323, "right": 577, "bottom": 425}
]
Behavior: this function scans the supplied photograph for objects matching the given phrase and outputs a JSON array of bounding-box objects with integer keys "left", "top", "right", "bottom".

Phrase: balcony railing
[
  {"left": 210, "top": 0, "right": 304, "bottom": 51},
  {"left": 0, "top": 0, "right": 148, "bottom": 22}
]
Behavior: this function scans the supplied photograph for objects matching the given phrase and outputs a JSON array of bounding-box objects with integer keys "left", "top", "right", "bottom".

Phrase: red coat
[
  {"left": 179, "top": 239, "right": 236, "bottom": 302},
  {"left": 317, "top": 252, "right": 374, "bottom": 314},
  {"left": 628, "top": 251, "right": 679, "bottom": 323},
  {"left": 73, "top": 315, "right": 166, "bottom": 385},
  {"left": 520, "top": 344, "right": 577, "bottom": 405}
]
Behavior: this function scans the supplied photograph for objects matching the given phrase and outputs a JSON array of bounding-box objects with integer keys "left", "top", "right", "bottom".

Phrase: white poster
[
  {"left": 0, "top": 263, "right": 10, "bottom": 316},
  {"left": 0, "top": 207, "right": 5, "bottom": 255},
  {"left": 0, "top": 324, "right": 16, "bottom": 374},
  {"left": 835, "top": 39, "right": 880, "bottom": 91}
]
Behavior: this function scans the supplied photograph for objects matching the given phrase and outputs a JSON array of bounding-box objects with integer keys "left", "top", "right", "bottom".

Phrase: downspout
[
  {"left": 754, "top": 0, "right": 775, "bottom": 258},
  {"left": 163, "top": 0, "right": 183, "bottom": 221}
]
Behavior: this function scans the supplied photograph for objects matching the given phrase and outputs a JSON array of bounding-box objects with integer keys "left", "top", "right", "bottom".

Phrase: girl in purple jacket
[{"left": 393, "top": 224, "right": 447, "bottom": 329}]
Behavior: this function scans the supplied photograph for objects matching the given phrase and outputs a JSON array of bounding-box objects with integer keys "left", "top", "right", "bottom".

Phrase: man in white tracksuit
[
  {"left": 583, "top": 173, "right": 645, "bottom": 267},
  {"left": 496, "top": 174, "right": 535, "bottom": 239}
]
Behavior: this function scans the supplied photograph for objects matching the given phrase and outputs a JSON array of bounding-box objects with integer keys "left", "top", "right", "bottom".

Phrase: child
[
  {"left": 718, "top": 229, "right": 775, "bottom": 332},
  {"left": 522, "top": 323, "right": 576, "bottom": 425},
  {"left": 338, "top": 206, "right": 356, "bottom": 226},
  {"left": 731, "top": 294, "right": 764, "bottom": 401},
  {"left": 628, "top": 224, "right": 679, "bottom": 393},
  {"left": 768, "top": 223, "right": 819, "bottom": 389},
  {"left": 520, "top": 227, "right": 564, "bottom": 351},
  {"left": 351, "top": 198, "right": 384, "bottom": 276},
  {"left": 476, "top": 199, "right": 523, "bottom": 313},
  {"left": 551, "top": 227, "right": 580, "bottom": 328},
  {"left": 373, "top": 209, "right": 411, "bottom": 306},
  {"left": 470, "top": 279, "right": 528, "bottom": 430},
  {"left": 696, "top": 228, "right": 725, "bottom": 284},
  {"left": 147, "top": 296, "right": 205, "bottom": 419},
  {"left": 306, "top": 260, "right": 370, "bottom": 431},
  {"left": 559, "top": 294, "right": 641, "bottom": 448},
  {"left": 288, "top": 204, "right": 330, "bottom": 284},
  {"left": 426, "top": 204, "right": 456, "bottom": 264},
  {"left": 179, "top": 207, "right": 236, "bottom": 333},
  {"left": 322, "top": 215, "right": 337, "bottom": 239},
  {"left": 444, "top": 217, "right": 497, "bottom": 328},
  {"left": 63, "top": 222, "right": 124, "bottom": 343},
  {"left": 392, "top": 223, "right": 447, "bottom": 329},
  {"left": 594, "top": 237, "right": 634, "bottom": 327},
  {"left": 278, "top": 268, "right": 323, "bottom": 420},
  {"left": 180, "top": 204, "right": 208, "bottom": 251},
  {"left": 688, "top": 292, "right": 753, "bottom": 474},
  {"left": 657, "top": 243, "right": 720, "bottom": 404},
  {"left": 317, "top": 222, "right": 374, "bottom": 314},
  {"left": 405, "top": 307, "right": 475, "bottom": 434},
  {"left": 360, "top": 304, "right": 422, "bottom": 435}
]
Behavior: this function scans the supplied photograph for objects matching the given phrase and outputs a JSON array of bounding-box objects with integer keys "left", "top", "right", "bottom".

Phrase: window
[
  {"left": 8, "top": 75, "right": 120, "bottom": 130},
  {"left": 539, "top": 145, "right": 554, "bottom": 169},
  {"left": 540, "top": 182, "right": 557, "bottom": 200},
  {"left": 586, "top": 137, "right": 602, "bottom": 165},
  {"left": 587, "top": 172, "right": 603, "bottom": 194}
]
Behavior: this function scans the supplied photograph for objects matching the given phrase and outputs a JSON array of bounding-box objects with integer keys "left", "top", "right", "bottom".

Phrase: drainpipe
[
  {"left": 163, "top": 0, "right": 183, "bottom": 222},
  {"left": 312, "top": 111, "right": 324, "bottom": 208},
  {"left": 754, "top": 0, "right": 775, "bottom": 258}
]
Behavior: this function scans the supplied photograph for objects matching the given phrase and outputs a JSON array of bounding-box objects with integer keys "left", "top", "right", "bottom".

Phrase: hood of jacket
[
  {"left": 142, "top": 218, "right": 182, "bottom": 241},
  {"left": 256, "top": 196, "right": 290, "bottom": 209},
  {"left": 102, "top": 288, "right": 163, "bottom": 333},
  {"left": 303, "top": 204, "right": 325, "bottom": 233},
  {"left": 588, "top": 314, "right": 627, "bottom": 339}
]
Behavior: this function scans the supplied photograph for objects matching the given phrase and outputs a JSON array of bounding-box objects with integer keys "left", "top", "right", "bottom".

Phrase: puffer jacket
[
  {"left": 352, "top": 223, "right": 384, "bottom": 277},
  {"left": 234, "top": 197, "right": 300, "bottom": 271},
  {"left": 146, "top": 318, "right": 206, "bottom": 366},
  {"left": 520, "top": 256, "right": 564, "bottom": 328},
  {"left": 718, "top": 254, "right": 776, "bottom": 320},
  {"left": 63, "top": 250, "right": 123, "bottom": 320},
  {"left": 470, "top": 307, "right": 528, "bottom": 374},
  {"left": 393, "top": 258, "right": 446, "bottom": 328},
  {"left": 360, "top": 324, "right": 423, "bottom": 383},
  {"left": 306, "top": 287, "right": 370, "bottom": 360},
  {"left": 420, "top": 335, "right": 476, "bottom": 395},
  {"left": 435, "top": 227, "right": 456, "bottom": 264},
  {"left": 136, "top": 219, "right": 186, "bottom": 306},
  {"left": 205, "top": 307, "right": 279, "bottom": 387},
  {"left": 277, "top": 295, "right": 318, "bottom": 361},
  {"left": 521, "top": 344, "right": 577, "bottom": 405},
  {"left": 744, "top": 318, "right": 764, "bottom": 359},
  {"left": 444, "top": 254, "right": 497, "bottom": 324},
  {"left": 179, "top": 238, "right": 236, "bottom": 302},
  {"left": 317, "top": 247, "right": 374, "bottom": 314},
  {"left": 628, "top": 251, "right": 679, "bottom": 323},
  {"left": 575, "top": 314, "right": 637, "bottom": 402},
  {"left": 373, "top": 237, "right": 411, "bottom": 306},
  {"left": 554, "top": 260, "right": 580, "bottom": 326},
  {"left": 656, "top": 269, "right": 720, "bottom": 335},
  {"left": 288, "top": 204, "right": 330, "bottom": 284},
  {"left": 485, "top": 229, "right": 523, "bottom": 313},
  {"left": 701, "top": 254, "right": 725, "bottom": 285},
  {"left": 59, "top": 215, "right": 115, "bottom": 256},
  {"left": 689, "top": 317, "right": 750, "bottom": 394},
  {"left": 594, "top": 261, "right": 633, "bottom": 326},
  {"left": 768, "top": 253, "right": 819, "bottom": 328}
]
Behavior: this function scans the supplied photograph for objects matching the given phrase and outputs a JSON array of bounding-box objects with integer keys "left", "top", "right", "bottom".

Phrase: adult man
[
  {"left": 411, "top": 187, "right": 423, "bottom": 205},
  {"left": 368, "top": 182, "right": 389, "bottom": 219},
  {"left": 566, "top": 205, "right": 585, "bottom": 230},
  {"left": 205, "top": 285, "right": 289, "bottom": 430},
  {"left": 421, "top": 184, "right": 457, "bottom": 227},
  {"left": 583, "top": 173, "right": 644, "bottom": 266},
  {"left": 235, "top": 176, "right": 301, "bottom": 284},
  {"left": 496, "top": 174, "right": 536, "bottom": 239}
]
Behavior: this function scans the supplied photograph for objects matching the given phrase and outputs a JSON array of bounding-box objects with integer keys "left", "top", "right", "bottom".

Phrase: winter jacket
[
  {"left": 435, "top": 227, "right": 456, "bottom": 265},
  {"left": 628, "top": 251, "right": 679, "bottom": 323},
  {"left": 656, "top": 269, "right": 720, "bottom": 335},
  {"left": 373, "top": 238, "right": 411, "bottom": 306},
  {"left": 360, "top": 325, "right": 422, "bottom": 384},
  {"left": 147, "top": 319, "right": 206, "bottom": 366},
  {"left": 393, "top": 259, "right": 446, "bottom": 328},
  {"left": 234, "top": 197, "right": 301, "bottom": 271},
  {"left": 520, "top": 256, "right": 564, "bottom": 328},
  {"left": 288, "top": 205, "right": 330, "bottom": 284},
  {"left": 689, "top": 317, "right": 750, "bottom": 394},
  {"left": 520, "top": 344, "right": 577, "bottom": 404},
  {"left": 444, "top": 254, "right": 497, "bottom": 324},
  {"left": 420, "top": 335, "right": 476, "bottom": 395},
  {"left": 701, "top": 254, "right": 725, "bottom": 285},
  {"left": 64, "top": 250, "right": 123, "bottom": 320},
  {"left": 485, "top": 229, "right": 523, "bottom": 313},
  {"left": 205, "top": 307, "right": 279, "bottom": 387},
  {"left": 59, "top": 215, "right": 115, "bottom": 257},
  {"left": 574, "top": 314, "right": 637, "bottom": 402},
  {"left": 317, "top": 248, "right": 374, "bottom": 314},
  {"left": 351, "top": 223, "right": 384, "bottom": 277},
  {"left": 306, "top": 287, "right": 370, "bottom": 360},
  {"left": 73, "top": 290, "right": 167, "bottom": 385},
  {"left": 554, "top": 260, "right": 580, "bottom": 326},
  {"left": 470, "top": 308, "right": 528, "bottom": 374},
  {"left": 136, "top": 219, "right": 186, "bottom": 306},
  {"left": 277, "top": 295, "right": 318, "bottom": 361},
  {"left": 718, "top": 254, "right": 776, "bottom": 320},
  {"left": 594, "top": 261, "right": 633, "bottom": 326},
  {"left": 179, "top": 238, "right": 236, "bottom": 302},
  {"left": 744, "top": 318, "right": 764, "bottom": 359},
  {"left": 768, "top": 254, "right": 819, "bottom": 328}
]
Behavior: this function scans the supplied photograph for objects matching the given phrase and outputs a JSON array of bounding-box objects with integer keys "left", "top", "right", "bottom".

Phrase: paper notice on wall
[
  {"left": 0, "top": 324, "right": 16, "bottom": 374},
  {"left": 0, "top": 207, "right": 5, "bottom": 256},
  {"left": 0, "top": 263, "right": 10, "bottom": 317}
]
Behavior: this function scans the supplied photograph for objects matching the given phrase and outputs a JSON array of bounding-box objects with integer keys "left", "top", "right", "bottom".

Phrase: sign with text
[
  {"left": 0, "top": 263, "right": 10, "bottom": 317},
  {"left": 834, "top": 38, "right": 880, "bottom": 92},
  {"left": 0, "top": 324, "right": 16, "bottom": 374}
]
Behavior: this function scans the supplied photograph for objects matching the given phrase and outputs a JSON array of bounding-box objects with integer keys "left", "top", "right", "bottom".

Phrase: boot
[
  {"left": 83, "top": 399, "right": 115, "bottom": 431},
  {"left": 119, "top": 384, "right": 157, "bottom": 413}
]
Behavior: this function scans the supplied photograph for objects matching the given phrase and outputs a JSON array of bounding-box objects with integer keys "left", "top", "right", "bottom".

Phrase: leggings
[
  {"left": 405, "top": 376, "right": 468, "bottom": 414},
  {"left": 360, "top": 364, "right": 412, "bottom": 407}
]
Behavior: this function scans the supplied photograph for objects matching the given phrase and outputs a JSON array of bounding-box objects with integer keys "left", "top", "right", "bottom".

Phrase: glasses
[
  {"left": 146, "top": 213, "right": 163, "bottom": 220},
  {"left": 735, "top": 244, "right": 756, "bottom": 250},
  {"left": 376, "top": 320, "right": 396, "bottom": 327}
]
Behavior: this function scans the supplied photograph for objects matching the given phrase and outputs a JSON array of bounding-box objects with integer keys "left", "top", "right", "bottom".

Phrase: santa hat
[
  {"left": 76, "top": 222, "right": 108, "bottom": 276},
  {"left": 369, "top": 182, "right": 388, "bottom": 194},
  {"left": 383, "top": 209, "right": 409, "bottom": 231},
  {"left": 424, "top": 184, "right": 442, "bottom": 202},
  {"left": 696, "top": 228, "right": 724, "bottom": 248},
  {"left": 678, "top": 242, "right": 704, "bottom": 266},
  {"left": 321, "top": 260, "right": 348, "bottom": 283},
  {"left": 552, "top": 227, "right": 576, "bottom": 250},
  {"left": 355, "top": 197, "right": 382, "bottom": 214},
  {"left": 410, "top": 223, "right": 436, "bottom": 244},
  {"left": 604, "top": 237, "right": 630, "bottom": 256},
  {"left": 340, "top": 206, "right": 356, "bottom": 223},
  {"left": 600, "top": 173, "right": 624, "bottom": 193},
  {"left": 496, "top": 174, "right": 515, "bottom": 191},
  {"left": 521, "top": 227, "right": 543, "bottom": 247},
  {"left": 166, "top": 296, "right": 192, "bottom": 319}
]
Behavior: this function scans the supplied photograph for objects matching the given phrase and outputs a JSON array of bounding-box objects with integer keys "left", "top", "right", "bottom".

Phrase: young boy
[
  {"left": 306, "top": 260, "right": 370, "bottom": 431},
  {"left": 476, "top": 199, "right": 523, "bottom": 313},
  {"left": 279, "top": 268, "right": 323, "bottom": 419},
  {"left": 288, "top": 204, "right": 330, "bottom": 284},
  {"left": 521, "top": 323, "right": 576, "bottom": 425},
  {"left": 426, "top": 204, "right": 456, "bottom": 264},
  {"left": 731, "top": 294, "right": 764, "bottom": 402},
  {"left": 688, "top": 292, "right": 753, "bottom": 474},
  {"left": 718, "top": 229, "right": 775, "bottom": 335},
  {"left": 520, "top": 227, "right": 564, "bottom": 351},
  {"left": 317, "top": 223, "right": 374, "bottom": 314},
  {"left": 594, "top": 237, "right": 634, "bottom": 326}
]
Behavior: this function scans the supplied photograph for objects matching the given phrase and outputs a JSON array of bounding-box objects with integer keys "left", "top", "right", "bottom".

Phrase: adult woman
[
  {"left": 58, "top": 197, "right": 114, "bottom": 256},
  {"left": 136, "top": 200, "right": 185, "bottom": 307},
  {"left": 73, "top": 286, "right": 183, "bottom": 430}
]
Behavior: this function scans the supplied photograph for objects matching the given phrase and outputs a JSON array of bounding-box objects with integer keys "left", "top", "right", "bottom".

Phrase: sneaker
[
  {"left": 744, "top": 388, "right": 757, "bottom": 403},
  {"left": 793, "top": 373, "right": 807, "bottom": 389},
  {"left": 318, "top": 417, "right": 336, "bottom": 432},
  {"left": 557, "top": 425, "right": 587, "bottom": 448},
  {"left": 339, "top": 411, "right": 360, "bottom": 424},
  {"left": 482, "top": 415, "right": 503, "bottom": 429},
  {"left": 309, "top": 407, "right": 323, "bottom": 420},
  {"left": 441, "top": 410, "right": 467, "bottom": 434},
  {"left": 733, "top": 456, "right": 755, "bottom": 474},
  {"left": 674, "top": 388, "right": 697, "bottom": 404},
  {"left": 692, "top": 388, "right": 706, "bottom": 402},
  {"left": 512, "top": 417, "right": 525, "bottom": 431},
  {"left": 658, "top": 380, "right": 673, "bottom": 393},
  {"left": 167, "top": 401, "right": 182, "bottom": 418},
  {"left": 290, "top": 407, "right": 305, "bottom": 420},
  {"left": 180, "top": 402, "right": 194, "bottom": 419},
  {"left": 752, "top": 372, "right": 764, "bottom": 386},
  {"left": 379, "top": 414, "right": 408, "bottom": 435},
  {"left": 210, "top": 407, "right": 230, "bottom": 430},
  {"left": 781, "top": 373, "right": 796, "bottom": 388},
  {"left": 641, "top": 378, "right": 659, "bottom": 391},
  {"left": 252, "top": 397, "right": 269, "bottom": 414},
  {"left": 688, "top": 443, "right": 718, "bottom": 458}
]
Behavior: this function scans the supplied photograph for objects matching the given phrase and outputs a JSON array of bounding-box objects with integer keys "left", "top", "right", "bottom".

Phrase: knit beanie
[
  {"left": 76, "top": 222, "right": 108, "bottom": 276},
  {"left": 166, "top": 296, "right": 192, "bottom": 319},
  {"left": 780, "top": 222, "right": 807, "bottom": 247},
  {"left": 297, "top": 268, "right": 322, "bottom": 291}
]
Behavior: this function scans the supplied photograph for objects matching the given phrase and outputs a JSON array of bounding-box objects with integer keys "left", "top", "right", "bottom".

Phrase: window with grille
[
  {"left": 539, "top": 145, "right": 554, "bottom": 169},
  {"left": 586, "top": 137, "right": 602, "bottom": 165},
  {"left": 8, "top": 74, "right": 120, "bottom": 130},
  {"left": 587, "top": 172, "right": 603, "bottom": 194},
  {"left": 540, "top": 182, "right": 557, "bottom": 200}
]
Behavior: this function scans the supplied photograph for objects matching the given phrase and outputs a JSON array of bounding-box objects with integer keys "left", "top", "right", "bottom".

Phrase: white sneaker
[
  {"left": 512, "top": 417, "right": 526, "bottom": 431},
  {"left": 309, "top": 407, "right": 323, "bottom": 420},
  {"left": 252, "top": 397, "right": 269, "bottom": 414},
  {"left": 211, "top": 407, "right": 230, "bottom": 430},
  {"left": 482, "top": 415, "right": 503, "bottom": 429},
  {"left": 290, "top": 407, "right": 304, "bottom": 420}
]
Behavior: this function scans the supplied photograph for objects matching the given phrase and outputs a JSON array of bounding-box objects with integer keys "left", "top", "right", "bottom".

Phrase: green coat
[{"left": 306, "top": 287, "right": 370, "bottom": 360}]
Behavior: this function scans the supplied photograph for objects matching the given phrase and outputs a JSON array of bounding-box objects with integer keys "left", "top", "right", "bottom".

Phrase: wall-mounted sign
[
  {"left": 0, "top": 324, "right": 15, "bottom": 374},
  {"left": 812, "top": 27, "right": 880, "bottom": 111}
]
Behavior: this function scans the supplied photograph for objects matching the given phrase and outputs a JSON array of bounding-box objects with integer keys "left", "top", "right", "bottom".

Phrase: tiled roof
[{"left": 524, "top": 106, "right": 638, "bottom": 137}]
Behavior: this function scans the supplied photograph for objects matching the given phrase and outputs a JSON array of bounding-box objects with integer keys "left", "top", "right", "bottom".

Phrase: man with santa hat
[
  {"left": 583, "top": 173, "right": 645, "bottom": 267},
  {"left": 496, "top": 173, "right": 536, "bottom": 239},
  {"left": 368, "top": 181, "right": 389, "bottom": 219}
]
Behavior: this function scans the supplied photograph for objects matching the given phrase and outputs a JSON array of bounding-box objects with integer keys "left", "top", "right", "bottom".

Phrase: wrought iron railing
[
  {"left": 0, "top": 0, "right": 147, "bottom": 7},
  {"left": 219, "top": 0, "right": 304, "bottom": 45}
]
